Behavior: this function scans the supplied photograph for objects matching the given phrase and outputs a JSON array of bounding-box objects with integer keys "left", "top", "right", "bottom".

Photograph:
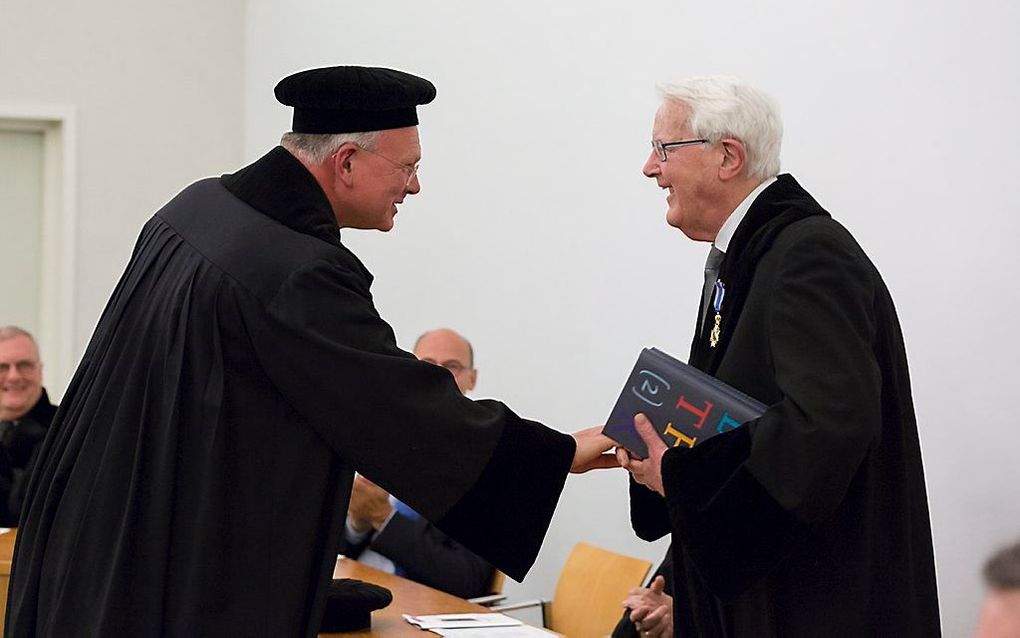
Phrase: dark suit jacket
[
  {"left": 630, "top": 175, "right": 940, "bottom": 637},
  {"left": 341, "top": 505, "right": 495, "bottom": 599},
  {"left": 0, "top": 389, "right": 56, "bottom": 526}
]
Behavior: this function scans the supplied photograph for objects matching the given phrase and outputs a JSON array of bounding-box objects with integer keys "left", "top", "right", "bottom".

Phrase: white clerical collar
[{"left": 713, "top": 176, "right": 778, "bottom": 253}]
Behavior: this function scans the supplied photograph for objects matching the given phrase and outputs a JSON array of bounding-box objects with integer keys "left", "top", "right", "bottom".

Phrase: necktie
[{"left": 701, "top": 246, "right": 725, "bottom": 331}]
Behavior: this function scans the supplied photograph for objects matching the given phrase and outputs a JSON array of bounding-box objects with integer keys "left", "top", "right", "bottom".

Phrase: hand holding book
[
  {"left": 616, "top": 414, "right": 668, "bottom": 495},
  {"left": 602, "top": 348, "right": 766, "bottom": 458}
]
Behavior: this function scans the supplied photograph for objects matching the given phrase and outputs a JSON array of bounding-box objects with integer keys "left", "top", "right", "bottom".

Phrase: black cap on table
[
  {"left": 275, "top": 66, "right": 436, "bottom": 134},
  {"left": 318, "top": 578, "right": 393, "bottom": 633}
]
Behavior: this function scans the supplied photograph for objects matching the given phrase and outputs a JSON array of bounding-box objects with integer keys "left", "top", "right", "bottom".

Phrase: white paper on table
[
  {"left": 403, "top": 612, "right": 522, "bottom": 630},
  {"left": 430, "top": 625, "right": 559, "bottom": 637}
]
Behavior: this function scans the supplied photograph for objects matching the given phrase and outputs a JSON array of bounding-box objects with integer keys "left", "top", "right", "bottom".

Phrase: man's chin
[
  {"left": 0, "top": 399, "right": 29, "bottom": 419},
  {"left": 666, "top": 214, "right": 703, "bottom": 242}
]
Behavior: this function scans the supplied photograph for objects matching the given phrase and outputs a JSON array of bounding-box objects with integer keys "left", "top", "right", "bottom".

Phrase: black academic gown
[
  {"left": 6, "top": 147, "right": 574, "bottom": 637},
  {"left": 629, "top": 175, "right": 941, "bottom": 637}
]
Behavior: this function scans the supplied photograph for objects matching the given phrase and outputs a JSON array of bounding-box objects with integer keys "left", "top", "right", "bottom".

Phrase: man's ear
[
  {"left": 332, "top": 144, "right": 359, "bottom": 188},
  {"left": 718, "top": 138, "right": 747, "bottom": 181}
]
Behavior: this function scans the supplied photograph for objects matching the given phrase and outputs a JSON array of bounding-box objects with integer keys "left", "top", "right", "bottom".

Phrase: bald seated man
[
  {"left": 0, "top": 326, "right": 57, "bottom": 526},
  {"left": 341, "top": 328, "right": 495, "bottom": 598}
]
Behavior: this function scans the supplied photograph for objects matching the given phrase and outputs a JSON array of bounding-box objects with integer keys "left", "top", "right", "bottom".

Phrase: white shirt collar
[{"left": 713, "top": 176, "right": 778, "bottom": 253}]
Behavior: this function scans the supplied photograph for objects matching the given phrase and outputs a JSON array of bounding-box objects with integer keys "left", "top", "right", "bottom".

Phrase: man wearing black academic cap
[{"left": 6, "top": 66, "right": 617, "bottom": 638}]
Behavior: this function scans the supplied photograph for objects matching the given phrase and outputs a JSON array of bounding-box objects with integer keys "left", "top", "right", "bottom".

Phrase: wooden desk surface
[
  {"left": 0, "top": 529, "right": 15, "bottom": 573},
  {"left": 1, "top": 528, "right": 17, "bottom": 637},
  {"left": 320, "top": 557, "right": 492, "bottom": 637}
]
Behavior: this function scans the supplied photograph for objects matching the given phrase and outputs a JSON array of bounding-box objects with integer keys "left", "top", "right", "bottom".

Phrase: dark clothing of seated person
[
  {"left": 0, "top": 327, "right": 55, "bottom": 527},
  {"left": 339, "top": 489, "right": 495, "bottom": 599}
]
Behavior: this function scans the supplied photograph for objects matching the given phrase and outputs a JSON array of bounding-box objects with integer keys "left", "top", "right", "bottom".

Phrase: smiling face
[
  {"left": 336, "top": 126, "right": 422, "bottom": 231},
  {"left": 0, "top": 334, "right": 43, "bottom": 421},
  {"left": 642, "top": 101, "right": 726, "bottom": 242}
]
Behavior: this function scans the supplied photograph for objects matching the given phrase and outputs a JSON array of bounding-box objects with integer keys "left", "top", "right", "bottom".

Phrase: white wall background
[
  {"left": 0, "top": 0, "right": 246, "bottom": 398},
  {"left": 244, "top": 1, "right": 1020, "bottom": 635},
  {"left": 3, "top": 0, "right": 1018, "bottom": 635}
]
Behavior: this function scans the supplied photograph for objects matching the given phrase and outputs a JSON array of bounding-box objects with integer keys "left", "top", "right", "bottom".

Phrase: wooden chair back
[
  {"left": 546, "top": 541, "right": 652, "bottom": 638},
  {"left": 488, "top": 569, "right": 507, "bottom": 595}
]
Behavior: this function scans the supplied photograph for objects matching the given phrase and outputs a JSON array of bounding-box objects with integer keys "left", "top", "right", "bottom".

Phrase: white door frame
[{"left": 0, "top": 104, "right": 77, "bottom": 398}]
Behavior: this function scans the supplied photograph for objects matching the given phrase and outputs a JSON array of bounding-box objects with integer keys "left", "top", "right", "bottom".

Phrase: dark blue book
[{"left": 602, "top": 348, "right": 766, "bottom": 458}]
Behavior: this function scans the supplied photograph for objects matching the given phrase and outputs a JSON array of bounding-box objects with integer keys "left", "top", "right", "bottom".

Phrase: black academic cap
[
  {"left": 275, "top": 66, "right": 436, "bottom": 134},
  {"left": 319, "top": 578, "right": 393, "bottom": 633}
]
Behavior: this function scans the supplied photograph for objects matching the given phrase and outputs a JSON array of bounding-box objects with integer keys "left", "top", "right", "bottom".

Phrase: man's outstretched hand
[{"left": 570, "top": 426, "right": 622, "bottom": 473}]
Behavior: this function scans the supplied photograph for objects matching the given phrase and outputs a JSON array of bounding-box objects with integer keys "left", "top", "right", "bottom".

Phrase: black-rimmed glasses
[{"left": 651, "top": 138, "right": 709, "bottom": 162}]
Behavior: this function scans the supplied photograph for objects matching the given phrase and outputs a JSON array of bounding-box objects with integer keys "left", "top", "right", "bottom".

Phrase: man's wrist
[
  {"left": 370, "top": 503, "right": 396, "bottom": 531},
  {"left": 345, "top": 517, "right": 372, "bottom": 539}
]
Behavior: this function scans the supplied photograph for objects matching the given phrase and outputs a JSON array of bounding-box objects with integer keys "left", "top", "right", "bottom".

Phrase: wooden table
[
  {"left": 320, "top": 557, "right": 494, "bottom": 637},
  {"left": 0, "top": 529, "right": 17, "bottom": 637},
  {"left": 0, "top": 538, "right": 545, "bottom": 637}
]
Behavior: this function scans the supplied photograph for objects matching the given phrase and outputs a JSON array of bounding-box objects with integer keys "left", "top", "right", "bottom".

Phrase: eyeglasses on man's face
[
  {"left": 651, "top": 138, "right": 709, "bottom": 162},
  {"left": 423, "top": 359, "right": 471, "bottom": 375},
  {"left": 0, "top": 360, "right": 39, "bottom": 376},
  {"left": 356, "top": 145, "right": 419, "bottom": 188},
  {"left": 441, "top": 361, "right": 473, "bottom": 375}
]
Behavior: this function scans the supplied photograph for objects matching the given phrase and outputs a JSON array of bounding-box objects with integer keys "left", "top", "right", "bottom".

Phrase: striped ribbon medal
[{"left": 709, "top": 280, "right": 726, "bottom": 348}]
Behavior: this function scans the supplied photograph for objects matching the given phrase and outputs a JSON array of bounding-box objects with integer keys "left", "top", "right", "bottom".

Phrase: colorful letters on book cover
[{"left": 602, "top": 348, "right": 766, "bottom": 458}]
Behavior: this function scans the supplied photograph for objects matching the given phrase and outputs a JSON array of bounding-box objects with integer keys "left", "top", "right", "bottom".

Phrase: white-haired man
[{"left": 619, "top": 77, "right": 940, "bottom": 636}]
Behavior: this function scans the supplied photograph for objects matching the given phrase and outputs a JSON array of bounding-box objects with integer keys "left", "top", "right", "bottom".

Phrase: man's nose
[
  {"left": 405, "top": 173, "right": 421, "bottom": 195},
  {"left": 642, "top": 152, "right": 661, "bottom": 178}
]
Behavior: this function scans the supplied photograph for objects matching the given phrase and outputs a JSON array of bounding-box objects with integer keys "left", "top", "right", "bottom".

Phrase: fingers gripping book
[{"left": 602, "top": 348, "right": 766, "bottom": 458}]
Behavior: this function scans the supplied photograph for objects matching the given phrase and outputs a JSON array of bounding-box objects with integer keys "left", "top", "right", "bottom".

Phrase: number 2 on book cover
[{"left": 632, "top": 370, "right": 670, "bottom": 407}]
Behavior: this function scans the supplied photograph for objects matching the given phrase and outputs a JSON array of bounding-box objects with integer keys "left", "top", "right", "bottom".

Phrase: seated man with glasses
[
  {"left": 0, "top": 326, "right": 56, "bottom": 527},
  {"left": 340, "top": 328, "right": 496, "bottom": 599}
]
